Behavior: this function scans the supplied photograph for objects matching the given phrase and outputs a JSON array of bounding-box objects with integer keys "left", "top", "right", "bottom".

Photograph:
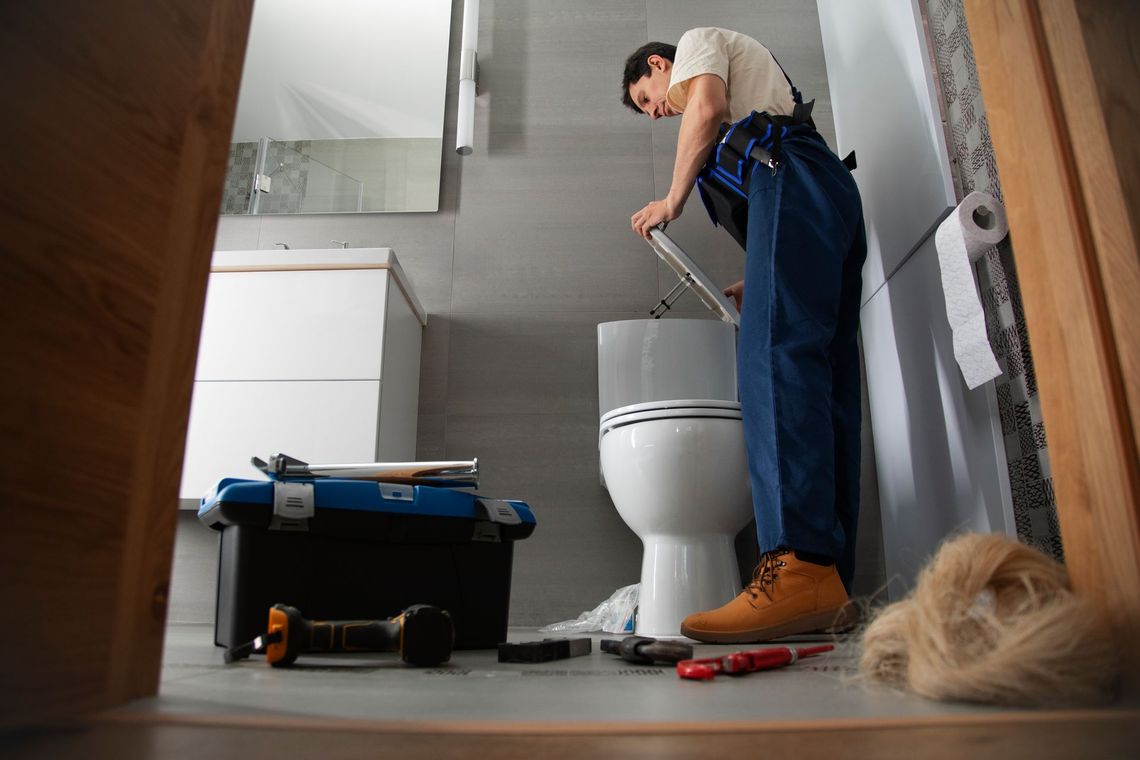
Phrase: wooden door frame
[
  {"left": 963, "top": 0, "right": 1140, "bottom": 683},
  {"left": 0, "top": 0, "right": 255, "bottom": 728}
]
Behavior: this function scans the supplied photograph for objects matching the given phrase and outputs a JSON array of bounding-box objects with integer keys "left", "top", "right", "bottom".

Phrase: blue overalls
[{"left": 697, "top": 104, "right": 867, "bottom": 592}]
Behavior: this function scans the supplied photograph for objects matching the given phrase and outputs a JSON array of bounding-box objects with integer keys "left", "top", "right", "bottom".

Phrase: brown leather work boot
[{"left": 680, "top": 549, "right": 856, "bottom": 643}]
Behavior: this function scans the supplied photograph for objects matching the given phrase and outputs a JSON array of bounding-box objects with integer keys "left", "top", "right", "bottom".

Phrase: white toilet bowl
[{"left": 599, "top": 399, "right": 753, "bottom": 638}]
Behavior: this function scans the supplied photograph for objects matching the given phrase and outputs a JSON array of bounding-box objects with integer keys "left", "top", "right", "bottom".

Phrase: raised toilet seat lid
[{"left": 599, "top": 398, "right": 741, "bottom": 435}]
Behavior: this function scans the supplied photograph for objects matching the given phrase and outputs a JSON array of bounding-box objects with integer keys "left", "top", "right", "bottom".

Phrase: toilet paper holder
[{"left": 935, "top": 191, "right": 1010, "bottom": 390}]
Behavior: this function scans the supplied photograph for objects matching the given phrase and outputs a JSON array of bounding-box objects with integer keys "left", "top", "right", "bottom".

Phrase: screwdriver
[{"left": 677, "top": 644, "right": 833, "bottom": 680}]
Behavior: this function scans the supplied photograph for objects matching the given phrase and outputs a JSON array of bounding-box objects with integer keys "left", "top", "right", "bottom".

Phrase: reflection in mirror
[
  {"left": 221, "top": 0, "right": 452, "bottom": 215},
  {"left": 242, "top": 138, "right": 364, "bottom": 214}
]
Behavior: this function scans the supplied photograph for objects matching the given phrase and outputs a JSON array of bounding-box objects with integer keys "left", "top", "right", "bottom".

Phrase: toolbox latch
[
  {"left": 270, "top": 481, "right": 315, "bottom": 531},
  {"left": 477, "top": 499, "right": 523, "bottom": 525},
  {"left": 379, "top": 483, "right": 414, "bottom": 502},
  {"left": 472, "top": 499, "right": 524, "bottom": 543}
]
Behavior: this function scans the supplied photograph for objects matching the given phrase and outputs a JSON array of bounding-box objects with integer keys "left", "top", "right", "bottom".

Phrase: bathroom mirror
[{"left": 220, "top": 0, "right": 452, "bottom": 215}]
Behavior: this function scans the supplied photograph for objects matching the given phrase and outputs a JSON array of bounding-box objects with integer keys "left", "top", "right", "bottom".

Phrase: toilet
[{"left": 598, "top": 318, "right": 753, "bottom": 638}]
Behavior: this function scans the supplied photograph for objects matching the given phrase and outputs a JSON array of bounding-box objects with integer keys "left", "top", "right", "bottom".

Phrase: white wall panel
[
  {"left": 860, "top": 235, "right": 1013, "bottom": 597},
  {"left": 179, "top": 380, "right": 382, "bottom": 500},
  {"left": 817, "top": 0, "right": 956, "bottom": 304}
]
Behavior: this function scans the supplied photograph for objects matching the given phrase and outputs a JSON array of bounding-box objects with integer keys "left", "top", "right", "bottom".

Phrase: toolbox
[{"left": 199, "top": 477, "right": 536, "bottom": 650}]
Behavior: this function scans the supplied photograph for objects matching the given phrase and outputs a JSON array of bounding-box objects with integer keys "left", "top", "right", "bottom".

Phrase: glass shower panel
[{"left": 247, "top": 138, "right": 363, "bottom": 214}]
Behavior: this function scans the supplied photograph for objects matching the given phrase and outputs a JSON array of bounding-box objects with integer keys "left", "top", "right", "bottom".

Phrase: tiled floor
[
  {"left": 7, "top": 623, "right": 1138, "bottom": 760},
  {"left": 117, "top": 623, "right": 1002, "bottom": 725}
]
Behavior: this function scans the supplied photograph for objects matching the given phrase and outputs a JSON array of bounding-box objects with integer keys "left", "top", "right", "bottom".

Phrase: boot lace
[{"left": 745, "top": 549, "right": 790, "bottom": 605}]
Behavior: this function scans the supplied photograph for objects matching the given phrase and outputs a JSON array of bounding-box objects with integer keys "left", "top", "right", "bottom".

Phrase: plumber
[{"left": 623, "top": 27, "right": 866, "bottom": 643}]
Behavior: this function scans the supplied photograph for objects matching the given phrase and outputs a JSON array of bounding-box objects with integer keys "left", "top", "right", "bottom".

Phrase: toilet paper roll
[{"left": 934, "top": 191, "right": 1008, "bottom": 390}]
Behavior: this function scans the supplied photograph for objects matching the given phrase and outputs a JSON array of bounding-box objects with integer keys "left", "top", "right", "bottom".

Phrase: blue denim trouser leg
[{"left": 737, "top": 127, "right": 867, "bottom": 592}]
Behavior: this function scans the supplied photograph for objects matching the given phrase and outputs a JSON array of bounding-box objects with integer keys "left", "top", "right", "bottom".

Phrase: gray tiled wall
[{"left": 174, "top": 0, "right": 885, "bottom": 627}]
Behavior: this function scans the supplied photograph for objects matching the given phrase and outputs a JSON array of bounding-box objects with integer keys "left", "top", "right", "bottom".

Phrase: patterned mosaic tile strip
[
  {"left": 221, "top": 142, "right": 258, "bottom": 215},
  {"left": 924, "top": 0, "right": 1063, "bottom": 561},
  {"left": 220, "top": 140, "right": 312, "bottom": 215}
]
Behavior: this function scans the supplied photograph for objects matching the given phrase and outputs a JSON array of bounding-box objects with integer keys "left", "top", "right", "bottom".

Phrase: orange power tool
[{"left": 225, "top": 603, "right": 454, "bottom": 667}]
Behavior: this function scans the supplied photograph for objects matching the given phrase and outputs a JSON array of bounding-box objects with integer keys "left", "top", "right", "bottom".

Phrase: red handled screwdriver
[{"left": 676, "top": 644, "right": 833, "bottom": 680}]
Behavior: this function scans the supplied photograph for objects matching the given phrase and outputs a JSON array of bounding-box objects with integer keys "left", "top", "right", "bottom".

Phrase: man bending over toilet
[{"left": 623, "top": 27, "right": 867, "bottom": 642}]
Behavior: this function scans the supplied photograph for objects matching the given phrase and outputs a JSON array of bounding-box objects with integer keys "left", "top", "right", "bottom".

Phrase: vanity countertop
[{"left": 210, "top": 248, "right": 426, "bottom": 325}]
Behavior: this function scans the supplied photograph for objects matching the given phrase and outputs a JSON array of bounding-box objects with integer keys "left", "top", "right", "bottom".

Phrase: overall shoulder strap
[{"left": 768, "top": 52, "right": 815, "bottom": 129}]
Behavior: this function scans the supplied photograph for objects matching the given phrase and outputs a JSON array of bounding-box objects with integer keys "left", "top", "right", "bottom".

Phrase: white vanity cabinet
[{"left": 179, "top": 248, "right": 427, "bottom": 502}]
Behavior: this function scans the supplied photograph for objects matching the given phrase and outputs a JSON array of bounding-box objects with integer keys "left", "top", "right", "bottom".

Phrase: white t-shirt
[{"left": 666, "top": 27, "right": 796, "bottom": 123}]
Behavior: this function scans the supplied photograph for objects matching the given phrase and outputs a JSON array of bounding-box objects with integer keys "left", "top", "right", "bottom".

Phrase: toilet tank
[{"left": 597, "top": 319, "right": 737, "bottom": 420}]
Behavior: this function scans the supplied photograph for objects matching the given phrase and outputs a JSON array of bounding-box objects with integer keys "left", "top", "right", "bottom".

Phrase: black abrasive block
[{"left": 497, "top": 637, "right": 592, "bottom": 663}]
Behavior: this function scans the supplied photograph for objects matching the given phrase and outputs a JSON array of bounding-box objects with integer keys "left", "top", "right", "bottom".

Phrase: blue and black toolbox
[{"left": 199, "top": 477, "right": 536, "bottom": 650}]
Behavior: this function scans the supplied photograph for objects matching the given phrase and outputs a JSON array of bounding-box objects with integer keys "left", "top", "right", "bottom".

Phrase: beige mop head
[{"left": 860, "top": 532, "right": 1119, "bottom": 706}]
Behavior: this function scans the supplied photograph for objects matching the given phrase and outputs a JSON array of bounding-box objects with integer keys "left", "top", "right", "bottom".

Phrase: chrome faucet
[
  {"left": 330, "top": 240, "right": 349, "bottom": 248},
  {"left": 274, "top": 242, "right": 290, "bottom": 250}
]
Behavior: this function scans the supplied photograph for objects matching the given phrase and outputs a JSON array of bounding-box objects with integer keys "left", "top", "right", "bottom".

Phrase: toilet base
[{"left": 635, "top": 533, "right": 742, "bottom": 638}]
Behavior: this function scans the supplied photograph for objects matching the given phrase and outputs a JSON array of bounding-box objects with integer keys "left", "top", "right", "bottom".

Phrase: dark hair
[{"left": 620, "top": 42, "right": 677, "bottom": 114}]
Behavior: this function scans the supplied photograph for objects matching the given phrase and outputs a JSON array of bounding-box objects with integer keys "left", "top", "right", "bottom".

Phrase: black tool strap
[
  {"left": 770, "top": 52, "right": 816, "bottom": 131},
  {"left": 774, "top": 52, "right": 857, "bottom": 171},
  {"left": 701, "top": 106, "right": 814, "bottom": 210},
  {"left": 694, "top": 109, "right": 811, "bottom": 251},
  {"left": 726, "top": 105, "right": 813, "bottom": 173}
]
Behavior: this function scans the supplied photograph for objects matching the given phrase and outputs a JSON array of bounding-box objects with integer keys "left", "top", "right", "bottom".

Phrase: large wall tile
[
  {"left": 415, "top": 413, "right": 446, "bottom": 460},
  {"left": 214, "top": 215, "right": 261, "bottom": 250},
  {"left": 447, "top": 311, "right": 645, "bottom": 417},
  {"left": 473, "top": 0, "right": 649, "bottom": 139},
  {"left": 253, "top": 213, "right": 456, "bottom": 315},
  {"left": 452, "top": 131, "right": 659, "bottom": 313},
  {"left": 445, "top": 411, "right": 642, "bottom": 625},
  {"left": 419, "top": 314, "right": 451, "bottom": 416},
  {"left": 167, "top": 512, "right": 219, "bottom": 624}
]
